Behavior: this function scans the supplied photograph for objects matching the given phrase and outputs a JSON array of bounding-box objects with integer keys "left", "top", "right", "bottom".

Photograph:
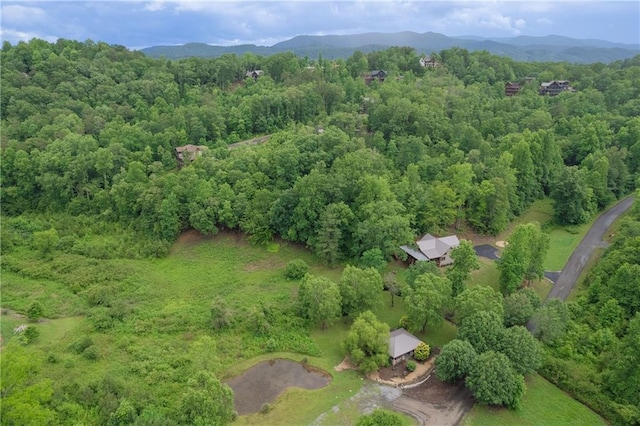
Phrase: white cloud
[
  {"left": 1, "top": 5, "right": 47, "bottom": 24},
  {"left": 537, "top": 18, "right": 553, "bottom": 25},
  {"left": 0, "top": 28, "right": 57, "bottom": 43},
  {"left": 436, "top": 5, "right": 526, "bottom": 35},
  {"left": 143, "top": 1, "right": 166, "bottom": 12}
]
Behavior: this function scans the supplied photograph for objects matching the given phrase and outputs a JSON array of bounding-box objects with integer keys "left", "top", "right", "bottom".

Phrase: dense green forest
[{"left": 1, "top": 38, "right": 640, "bottom": 425}]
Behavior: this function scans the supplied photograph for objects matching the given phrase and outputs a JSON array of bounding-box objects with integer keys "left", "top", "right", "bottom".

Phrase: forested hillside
[
  {"left": 1, "top": 39, "right": 640, "bottom": 424},
  {"left": 2, "top": 40, "right": 640, "bottom": 260}
]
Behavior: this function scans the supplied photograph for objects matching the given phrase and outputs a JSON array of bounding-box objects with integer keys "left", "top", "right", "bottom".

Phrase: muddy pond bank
[{"left": 226, "top": 359, "right": 331, "bottom": 415}]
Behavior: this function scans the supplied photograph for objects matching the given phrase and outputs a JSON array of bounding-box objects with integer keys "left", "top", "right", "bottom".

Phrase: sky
[{"left": 1, "top": 1, "right": 639, "bottom": 50}]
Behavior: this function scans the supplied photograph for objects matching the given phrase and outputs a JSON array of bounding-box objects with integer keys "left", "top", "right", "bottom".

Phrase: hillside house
[
  {"left": 245, "top": 70, "right": 264, "bottom": 79},
  {"left": 389, "top": 328, "right": 423, "bottom": 365},
  {"left": 505, "top": 82, "right": 522, "bottom": 96},
  {"left": 400, "top": 234, "right": 460, "bottom": 266},
  {"left": 419, "top": 56, "right": 439, "bottom": 68},
  {"left": 175, "top": 144, "right": 206, "bottom": 167},
  {"left": 539, "top": 80, "right": 574, "bottom": 96},
  {"left": 364, "top": 70, "right": 387, "bottom": 84}
]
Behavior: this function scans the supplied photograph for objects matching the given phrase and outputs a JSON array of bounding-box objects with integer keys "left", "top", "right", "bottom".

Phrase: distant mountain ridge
[{"left": 141, "top": 31, "right": 640, "bottom": 64}]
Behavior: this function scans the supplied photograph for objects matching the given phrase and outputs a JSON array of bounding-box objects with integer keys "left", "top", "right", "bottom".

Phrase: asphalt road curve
[{"left": 546, "top": 196, "right": 635, "bottom": 301}]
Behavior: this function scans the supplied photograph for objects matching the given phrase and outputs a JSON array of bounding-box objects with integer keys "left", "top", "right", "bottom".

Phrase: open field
[{"left": 463, "top": 374, "right": 606, "bottom": 426}]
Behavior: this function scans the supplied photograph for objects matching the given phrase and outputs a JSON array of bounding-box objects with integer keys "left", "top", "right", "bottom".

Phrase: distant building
[
  {"left": 175, "top": 144, "right": 206, "bottom": 167},
  {"left": 400, "top": 234, "right": 461, "bottom": 267},
  {"left": 505, "top": 82, "right": 522, "bottom": 96},
  {"left": 419, "top": 56, "right": 439, "bottom": 68},
  {"left": 245, "top": 70, "right": 264, "bottom": 79},
  {"left": 364, "top": 70, "right": 387, "bottom": 84},
  {"left": 539, "top": 80, "right": 574, "bottom": 96}
]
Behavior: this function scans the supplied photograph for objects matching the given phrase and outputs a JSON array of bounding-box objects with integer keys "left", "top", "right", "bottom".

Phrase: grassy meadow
[
  {"left": 1, "top": 195, "right": 617, "bottom": 424},
  {"left": 463, "top": 374, "right": 606, "bottom": 426}
]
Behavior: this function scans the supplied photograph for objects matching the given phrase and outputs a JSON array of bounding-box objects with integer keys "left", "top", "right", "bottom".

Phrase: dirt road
[{"left": 546, "top": 196, "right": 635, "bottom": 301}]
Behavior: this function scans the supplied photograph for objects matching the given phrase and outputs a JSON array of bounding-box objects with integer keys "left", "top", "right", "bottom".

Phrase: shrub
[
  {"left": 399, "top": 316, "right": 411, "bottom": 330},
  {"left": 414, "top": 342, "right": 431, "bottom": 361},
  {"left": 356, "top": 409, "right": 404, "bottom": 426},
  {"left": 27, "top": 300, "right": 44, "bottom": 321},
  {"left": 23, "top": 325, "right": 40, "bottom": 344},
  {"left": 266, "top": 338, "right": 277, "bottom": 352},
  {"left": 72, "top": 336, "right": 94, "bottom": 354},
  {"left": 285, "top": 259, "right": 308, "bottom": 280},
  {"left": 407, "top": 360, "right": 417, "bottom": 372},
  {"left": 83, "top": 345, "right": 100, "bottom": 361},
  {"left": 260, "top": 403, "right": 272, "bottom": 414}
]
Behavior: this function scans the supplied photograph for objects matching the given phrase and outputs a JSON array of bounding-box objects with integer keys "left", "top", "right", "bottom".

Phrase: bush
[
  {"left": 399, "top": 316, "right": 411, "bottom": 330},
  {"left": 414, "top": 342, "right": 431, "bottom": 361},
  {"left": 260, "top": 403, "right": 272, "bottom": 414},
  {"left": 22, "top": 325, "right": 40, "bottom": 344},
  {"left": 285, "top": 259, "right": 308, "bottom": 280},
  {"left": 83, "top": 345, "right": 100, "bottom": 361},
  {"left": 27, "top": 300, "right": 44, "bottom": 321},
  {"left": 356, "top": 409, "right": 404, "bottom": 426},
  {"left": 72, "top": 336, "right": 94, "bottom": 354},
  {"left": 266, "top": 338, "right": 277, "bottom": 352},
  {"left": 407, "top": 360, "right": 417, "bottom": 372}
]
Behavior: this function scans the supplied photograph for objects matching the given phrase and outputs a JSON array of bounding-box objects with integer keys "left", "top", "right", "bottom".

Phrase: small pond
[{"left": 226, "top": 359, "right": 331, "bottom": 415}]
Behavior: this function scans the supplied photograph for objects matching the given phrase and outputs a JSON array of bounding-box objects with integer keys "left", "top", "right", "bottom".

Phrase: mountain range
[{"left": 140, "top": 31, "right": 640, "bottom": 64}]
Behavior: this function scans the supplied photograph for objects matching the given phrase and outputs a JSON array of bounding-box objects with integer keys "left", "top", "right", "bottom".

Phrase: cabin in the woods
[
  {"left": 400, "top": 234, "right": 460, "bottom": 267},
  {"left": 505, "top": 82, "right": 522, "bottom": 96},
  {"left": 245, "top": 70, "right": 264, "bottom": 79},
  {"left": 389, "top": 328, "right": 423, "bottom": 365},
  {"left": 419, "top": 56, "right": 439, "bottom": 68},
  {"left": 364, "top": 70, "right": 387, "bottom": 84},
  {"left": 175, "top": 144, "right": 206, "bottom": 167},
  {"left": 539, "top": 80, "right": 574, "bottom": 96}
]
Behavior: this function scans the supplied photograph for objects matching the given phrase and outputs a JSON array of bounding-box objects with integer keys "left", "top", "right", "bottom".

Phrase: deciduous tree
[{"left": 343, "top": 311, "right": 390, "bottom": 374}]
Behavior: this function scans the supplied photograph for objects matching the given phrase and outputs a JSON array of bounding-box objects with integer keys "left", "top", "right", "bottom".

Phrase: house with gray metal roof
[
  {"left": 389, "top": 328, "right": 423, "bottom": 365},
  {"left": 400, "top": 234, "right": 460, "bottom": 266}
]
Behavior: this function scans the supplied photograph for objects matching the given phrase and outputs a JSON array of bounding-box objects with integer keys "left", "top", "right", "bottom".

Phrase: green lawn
[{"left": 463, "top": 374, "right": 606, "bottom": 426}]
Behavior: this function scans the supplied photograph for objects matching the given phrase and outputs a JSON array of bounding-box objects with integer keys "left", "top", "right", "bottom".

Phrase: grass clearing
[{"left": 463, "top": 374, "right": 606, "bottom": 426}]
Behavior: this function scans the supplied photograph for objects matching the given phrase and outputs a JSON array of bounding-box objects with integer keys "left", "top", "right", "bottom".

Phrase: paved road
[{"left": 546, "top": 196, "right": 635, "bottom": 301}]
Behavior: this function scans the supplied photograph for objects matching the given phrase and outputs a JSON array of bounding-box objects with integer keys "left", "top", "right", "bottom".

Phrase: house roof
[
  {"left": 389, "top": 328, "right": 423, "bottom": 358},
  {"left": 415, "top": 234, "right": 460, "bottom": 260}
]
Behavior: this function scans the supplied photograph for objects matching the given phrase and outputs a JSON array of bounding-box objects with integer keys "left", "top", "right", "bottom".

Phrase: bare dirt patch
[
  {"left": 370, "top": 358, "right": 434, "bottom": 387},
  {"left": 334, "top": 356, "right": 354, "bottom": 372},
  {"left": 243, "top": 258, "right": 286, "bottom": 272},
  {"left": 495, "top": 240, "right": 508, "bottom": 248}
]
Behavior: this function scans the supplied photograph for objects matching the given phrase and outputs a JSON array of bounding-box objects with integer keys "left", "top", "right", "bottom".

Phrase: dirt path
[{"left": 546, "top": 196, "right": 635, "bottom": 301}]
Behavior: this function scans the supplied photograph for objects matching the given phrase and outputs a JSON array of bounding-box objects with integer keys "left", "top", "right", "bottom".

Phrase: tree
[
  {"left": 359, "top": 248, "right": 386, "bottom": 272},
  {"left": 0, "top": 342, "right": 56, "bottom": 425},
  {"left": 383, "top": 272, "right": 402, "bottom": 308},
  {"left": 446, "top": 239, "right": 480, "bottom": 297},
  {"left": 457, "top": 311, "right": 505, "bottom": 354},
  {"left": 454, "top": 285, "right": 503, "bottom": 324},
  {"left": 297, "top": 274, "right": 342, "bottom": 329},
  {"left": 465, "top": 351, "right": 525, "bottom": 409},
  {"left": 551, "top": 166, "right": 596, "bottom": 225},
  {"left": 342, "top": 311, "right": 390, "bottom": 374},
  {"left": 498, "top": 222, "right": 549, "bottom": 295},
  {"left": 338, "top": 265, "right": 383, "bottom": 317},
  {"left": 178, "top": 371, "right": 234, "bottom": 425},
  {"left": 604, "top": 313, "right": 640, "bottom": 407},
  {"left": 403, "top": 272, "right": 451, "bottom": 333},
  {"left": 498, "top": 326, "right": 542, "bottom": 376},
  {"left": 435, "top": 339, "right": 477, "bottom": 383},
  {"left": 31, "top": 228, "right": 59, "bottom": 260},
  {"left": 530, "top": 298, "right": 569, "bottom": 345},
  {"left": 285, "top": 259, "right": 308, "bottom": 280},
  {"left": 503, "top": 290, "right": 536, "bottom": 327},
  {"left": 356, "top": 409, "right": 404, "bottom": 426}
]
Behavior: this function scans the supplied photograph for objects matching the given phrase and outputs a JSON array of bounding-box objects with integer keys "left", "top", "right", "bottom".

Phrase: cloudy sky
[{"left": 1, "top": 1, "right": 639, "bottom": 50}]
